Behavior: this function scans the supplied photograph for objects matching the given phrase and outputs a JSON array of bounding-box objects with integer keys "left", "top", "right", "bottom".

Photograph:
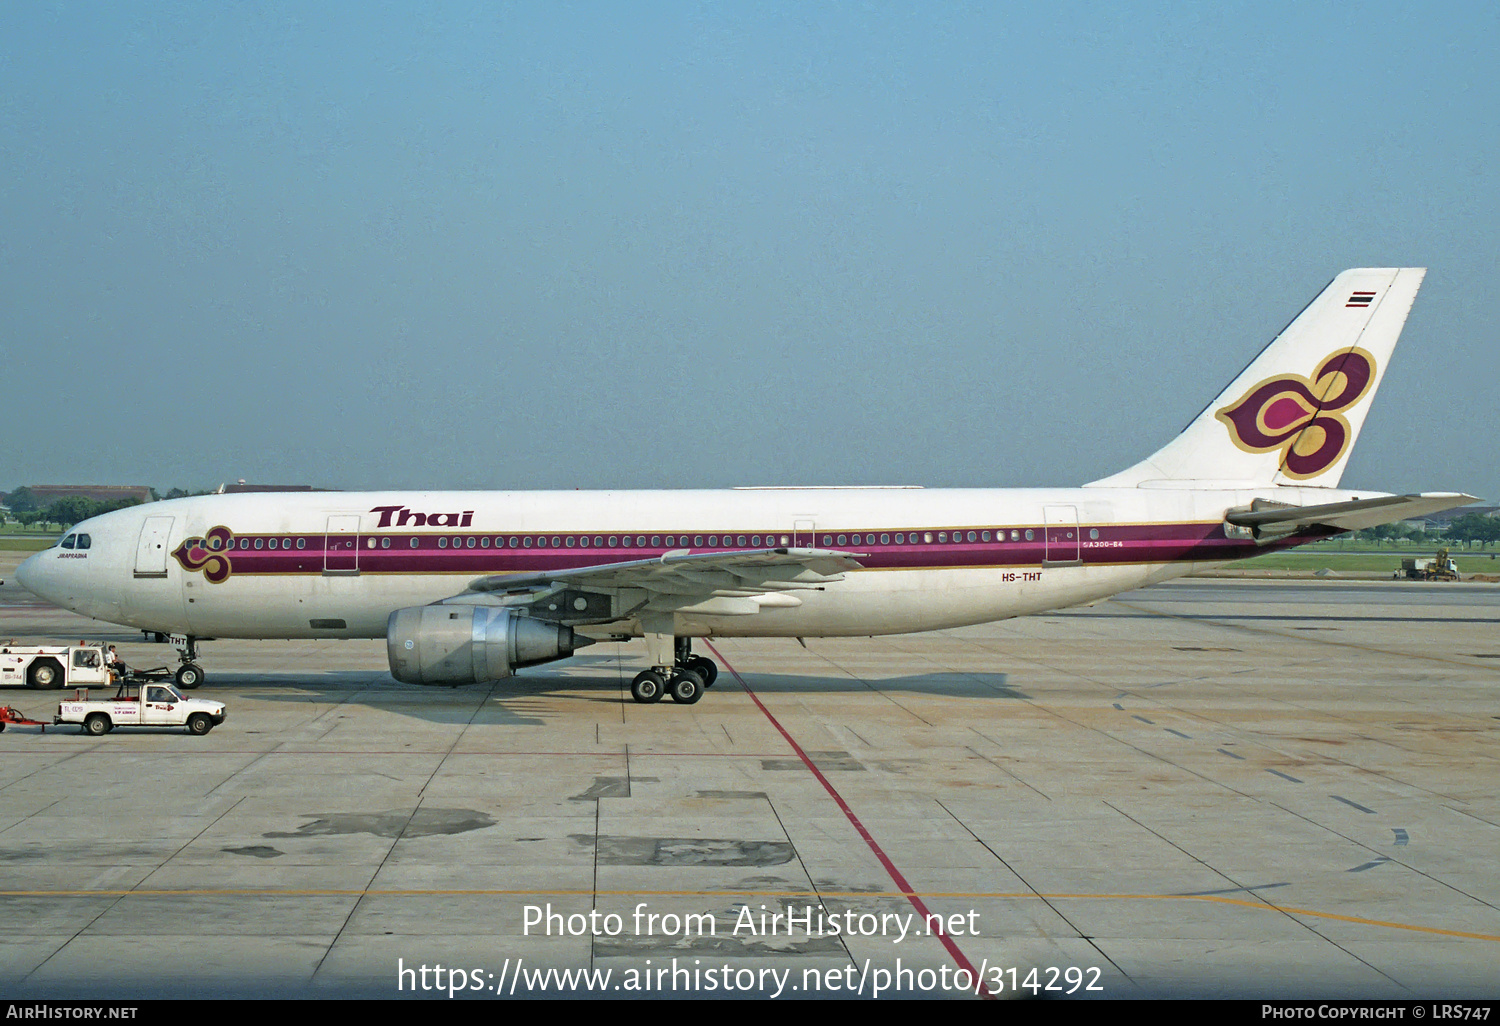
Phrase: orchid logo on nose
[
  {"left": 172, "top": 525, "right": 236, "bottom": 583},
  {"left": 1215, "top": 348, "right": 1376, "bottom": 480}
]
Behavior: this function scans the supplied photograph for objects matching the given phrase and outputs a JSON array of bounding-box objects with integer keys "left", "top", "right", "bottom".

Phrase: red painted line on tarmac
[
  {"left": 0, "top": 749, "right": 793, "bottom": 758},
  {"left": 703, "top": 640, "right": 995, "bottom": 999}
]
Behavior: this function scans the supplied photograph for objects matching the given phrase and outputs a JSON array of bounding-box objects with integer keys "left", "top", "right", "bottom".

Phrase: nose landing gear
[{"left": 169, "top": 635, "right": 207, "bottom": 690}]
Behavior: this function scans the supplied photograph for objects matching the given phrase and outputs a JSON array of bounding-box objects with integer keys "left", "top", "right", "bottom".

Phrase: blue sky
[{"left": 3, "top": 3, "right": 1495, "bottom": 500}]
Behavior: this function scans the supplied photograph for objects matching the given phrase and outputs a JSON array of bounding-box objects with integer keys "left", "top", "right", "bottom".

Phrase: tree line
[{"left": 1, "top": 486, "right": 215, "bottom": 530}]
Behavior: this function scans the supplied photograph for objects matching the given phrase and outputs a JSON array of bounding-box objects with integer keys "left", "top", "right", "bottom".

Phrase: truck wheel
[
  {"left": 84, "top": 714, "right": 110, "bottom": 736},
  {"left": 28, "top": 659, "right": 64, "bottom": 690},
  {"left": 175, "top": 664, "right": 204, "bottom": 690},
  {"left": 187, "top": 713, "right": 212, "bottom": 736}
]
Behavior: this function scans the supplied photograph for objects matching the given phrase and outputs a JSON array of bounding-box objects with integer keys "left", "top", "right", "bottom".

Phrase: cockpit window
[
  {"left": 60, "top": 534, "right": 76, "bottom": 549},
  {"left": 76, "top": 534, "right": 91, "bottom": 549}
]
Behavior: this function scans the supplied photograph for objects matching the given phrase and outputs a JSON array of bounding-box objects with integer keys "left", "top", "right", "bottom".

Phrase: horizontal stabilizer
[{"left": 1225, "top": 493, "right": 1477, "bottom": 533}]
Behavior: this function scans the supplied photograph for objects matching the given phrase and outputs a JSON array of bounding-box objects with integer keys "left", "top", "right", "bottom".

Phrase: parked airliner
[{"left": 16, "top": 268, "right": 1473, "bottom": 704}]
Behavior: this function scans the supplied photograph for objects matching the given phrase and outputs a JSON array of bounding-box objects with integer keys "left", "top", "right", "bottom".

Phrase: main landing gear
[{"left": 630, "top": 637, "right": 719, "bottom": 705}]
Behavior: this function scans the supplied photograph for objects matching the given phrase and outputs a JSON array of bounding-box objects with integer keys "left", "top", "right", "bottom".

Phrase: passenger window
[
  {"left": 1090, "top": 529, "right": 1099, "bottom": 540},
  {"left": 523, "top": 537, "right": 532, "bottom": 548},
  {"left": 409, "top": 538, "right": 419, "bottom": 548},
  {"left": 1025, "top": 529, "right": 1034, "bottom": 541},
  {"left": 480, "top": 537, "right": 490, "bottom": 548},
  {"left": 564, "top": 536, "right": 575, "bottom": 548},
  {"left": 254, "top": 538, "right": 264, "bottom": 550},
  {"left": 438, "top": 538, "right": 448, "bottom": 549}
]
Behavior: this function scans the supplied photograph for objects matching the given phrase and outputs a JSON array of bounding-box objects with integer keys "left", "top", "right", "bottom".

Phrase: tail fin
[{"left": 1087, "top": 268, "right": 1426, "bottom": 489}]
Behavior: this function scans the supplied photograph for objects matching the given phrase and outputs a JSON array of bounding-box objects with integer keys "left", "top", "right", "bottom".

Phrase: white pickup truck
[{"left": 56, "top": 683, "right": 226, "bottom": 736}]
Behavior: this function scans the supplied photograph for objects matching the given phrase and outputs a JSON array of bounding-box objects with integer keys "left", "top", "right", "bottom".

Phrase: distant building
[
  {"left": 25, "top": 485, "right": 153, "bottom": 505},
  {"left": 1424, "top": 506, "right": 1496, "bottom": 526},
  {"left": 220, "top": 484, "right": 335, "bottom": 494},
  {"left": 1399, "top": 506, "right": 1497, "bottom": 531}
]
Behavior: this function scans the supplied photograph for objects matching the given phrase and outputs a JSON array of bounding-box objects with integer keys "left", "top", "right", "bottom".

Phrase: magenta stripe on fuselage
[{"left": 194, "top": 521, "right": 1338, "bottom": 578}]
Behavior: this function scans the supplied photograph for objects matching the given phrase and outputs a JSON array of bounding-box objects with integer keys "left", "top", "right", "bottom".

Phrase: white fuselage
[{"left": 17, "top": 484, "right": 1359, "bottom": 642}]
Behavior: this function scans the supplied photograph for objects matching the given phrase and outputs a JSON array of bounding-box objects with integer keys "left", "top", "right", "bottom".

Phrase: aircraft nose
[{"left": 14, "top": 551, "right": 52, "bottom": 601}]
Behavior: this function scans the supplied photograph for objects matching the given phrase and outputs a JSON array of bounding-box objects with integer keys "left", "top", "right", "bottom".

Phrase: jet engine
[{"left": 386, "top": 605, "right": 589, "bottom": 685}]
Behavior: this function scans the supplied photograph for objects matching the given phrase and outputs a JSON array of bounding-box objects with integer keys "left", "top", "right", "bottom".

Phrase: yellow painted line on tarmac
[{"left": 3, "top": 888, "right": 1496, "bottom": 942}]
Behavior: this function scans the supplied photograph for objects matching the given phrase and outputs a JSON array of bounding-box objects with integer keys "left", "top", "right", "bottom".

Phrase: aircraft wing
[
  {"left": 453, "top": 547, "right": 866, "bottom": 622},
  {"left": 1225, "top": 492, "right": 1477, "bottom": 532}
]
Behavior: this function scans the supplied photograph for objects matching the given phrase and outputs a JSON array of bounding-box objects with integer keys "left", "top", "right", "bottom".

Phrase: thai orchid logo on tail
[{"left": 1215, "top": 348, "right": 1376, "bottom": 479}]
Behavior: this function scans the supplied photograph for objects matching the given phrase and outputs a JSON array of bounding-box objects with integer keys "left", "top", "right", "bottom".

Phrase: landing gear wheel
[
  {"left": 630, "top": 670, "right": 666, "bottom": 704},
  {"left": 187, "top": 713, "right": 213, "bottom": 736},
  {"left": 668, "top": 668, "right": 705, "bottom": 705},
  {"left": 84, "top": 714, "right": 110, "bottom": 737},
  {"left": 685, "top": 656, "right": 718, "bottom": 688},
  {"left": 175, "top": 663, "right": 204, "bottom": 690}
]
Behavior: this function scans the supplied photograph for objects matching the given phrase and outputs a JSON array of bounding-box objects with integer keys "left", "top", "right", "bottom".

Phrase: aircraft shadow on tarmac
[{"left": 191, "top": 660, "right": 1029, "bottom": 724}]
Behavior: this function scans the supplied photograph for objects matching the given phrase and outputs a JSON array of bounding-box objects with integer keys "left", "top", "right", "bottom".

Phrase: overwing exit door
[{"left": 324, "top": 515, "right": 360, "bottom": 574}]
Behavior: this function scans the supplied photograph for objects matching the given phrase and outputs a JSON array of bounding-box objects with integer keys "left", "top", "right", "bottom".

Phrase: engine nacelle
[{"left": 386, "top": 606, "right": 587, "bottom": 685}]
